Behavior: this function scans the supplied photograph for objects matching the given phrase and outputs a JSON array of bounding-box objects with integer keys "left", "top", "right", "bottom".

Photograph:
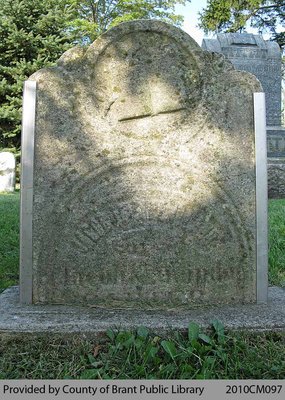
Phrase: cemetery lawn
[
  {"left": 269, "top": 199, "right": 285, "bottom": 286},
  {"left": 0, "top": 192, "right": 19, "bottom": 292},
  {"left": 0, "top": 194, "right": 285, "bottom": 379},
  {"left": 0, "top": 324, "right": 284, "bottom": 379}
]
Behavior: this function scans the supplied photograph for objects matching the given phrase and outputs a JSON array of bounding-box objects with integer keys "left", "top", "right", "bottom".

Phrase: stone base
[{"left": 0, "top": 286, "right": 285, "bottom": 336}]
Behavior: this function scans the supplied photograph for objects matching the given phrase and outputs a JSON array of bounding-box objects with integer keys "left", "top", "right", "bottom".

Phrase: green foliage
[
  {"left": 0, "top": 0, "right": 76, "bottom": 150},
  {"left": 269, "top": 199, "right": 285, "bottom": 286},
  {"left": 0, "top": 192, "right": 19, "bottom": 292},
  {"left": 0, "top": 324, "right": 284, "bottom": 379},
  {"left": 73, "top": 323, "right": 284, "bottom": 379},
  {"left": 0, "top": 335, "right": 92, "bottom": 379},
  {"left": 199, "top": 0, "right": 285, "bottom": 49},
  {"left": 70, "top": 0, "right": 190, "bottom": 43},
  {"left": 188, "top": 321, "right": 200, "bottom": 341},
  {"left": 0, "top": 0, "right": 189, "bottom": 151},
  {"left": 161, "top": 340, "right": 177, "bottom": 360}
]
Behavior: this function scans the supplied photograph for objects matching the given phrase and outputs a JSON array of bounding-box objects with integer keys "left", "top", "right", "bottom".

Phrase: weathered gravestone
[
  {"left": 202, "top": 33, "right": 285, "bottom": 198},
  {"left": 21, "top": 21, "right": 266, "bottom": 308},
  {"left": 0, "top": 152, "right": 15, "bottom": 193},
  {"left": 202, "top": 33, "right": 282, "bottom": 127}
]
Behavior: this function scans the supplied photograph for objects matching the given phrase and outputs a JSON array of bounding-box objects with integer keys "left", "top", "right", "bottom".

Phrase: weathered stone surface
[
  {"left": 267, "top": 127, "right": 285, "bottom": 158},
  {"left": 29, "top": 20, "right": 261, "bottom": 308},
  {"left": 1, "top": 286, "right": 285, "bottom": 334},
  {"left": 202, "top": 33, "right": 282, "bottom": 127},
  {"left": 0, "top": 152, "right": 15, "bottom": 193},
  {"left": 268, "top": 161, "right": 285, "bottom": 198}
]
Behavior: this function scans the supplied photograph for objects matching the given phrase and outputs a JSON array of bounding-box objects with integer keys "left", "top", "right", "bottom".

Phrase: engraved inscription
[
  {"left": 267, "top": 134, "right": 285, "bottom": 156},
  {"left": 223, "top": 48, "right": 267, "bottom": 59}
]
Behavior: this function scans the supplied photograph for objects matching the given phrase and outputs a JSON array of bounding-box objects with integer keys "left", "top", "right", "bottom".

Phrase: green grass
[
  {"left": 0, "top": 193, "right": 285, "bottom": 379},
  {"left": 269, "top": 199, "right": 285, "bottom": 286},
  {"left": 0, "top": 191, "right": 19, "bottom": 292},
  {"left": 0, "top": 324, "right": 284, "bottom": 379}
]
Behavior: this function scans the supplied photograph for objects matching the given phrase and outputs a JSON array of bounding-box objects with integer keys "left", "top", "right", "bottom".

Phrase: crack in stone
[{"left": 118, "top": 107, "right": 186, "bottom": 122}]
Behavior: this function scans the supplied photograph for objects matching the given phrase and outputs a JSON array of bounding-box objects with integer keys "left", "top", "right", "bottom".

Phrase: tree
[
  {"left": 0, "top": 0, "right": 190, "bottom": 151},
  {"left": 199, "top": 0, "right": 285, "bottom": 49},
  {"left": 71, "top": 0, "right": 190, "bottom": 43},
  {"left": 0, "top": 0, "right": 76, "bottom": 150}
]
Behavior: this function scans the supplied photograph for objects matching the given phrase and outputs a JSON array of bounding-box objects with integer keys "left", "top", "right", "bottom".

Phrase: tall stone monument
[
  {"left": 202, "top": 33, "right": 282, "bottom": 127},
  {"left": 21, "top": 21, "right": 266, "bottom": 308},
  {"left": 202, "top": 33, "right": 285, "bottom": 198}
]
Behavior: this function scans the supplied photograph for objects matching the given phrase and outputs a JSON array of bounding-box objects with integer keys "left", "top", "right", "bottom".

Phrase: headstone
[
  {"left": 202, "top": 33, "right": 285, "bottom": 198},
  {"left": 23, "top": 21, "right": 263, "bottom": 308},
  {"left": 202, "top": 33, "right": 282, "bottom": 127},
  {"left": 0, "top": 152, "right": 15, "bottom": 192}
]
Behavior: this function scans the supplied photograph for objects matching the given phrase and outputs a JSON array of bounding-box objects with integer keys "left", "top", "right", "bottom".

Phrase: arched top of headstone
[
  {"left": 57, "top": 20, "right": 201, "bottom": 66},
  {"left": 202, "top": 32, "right": 281, "bottom": 59},
  {"left": 30, "top": 19, "right": 261, "bottom": 131},
  {"left": 37, "top": 21, "right": 247, "bottom": 89},
  {"left": 88, "top": 19, "right": 202, "bottom": 57}
]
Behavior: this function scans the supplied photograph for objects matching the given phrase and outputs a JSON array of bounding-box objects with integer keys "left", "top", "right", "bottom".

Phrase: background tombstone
[
  {"left": 202, "top": 33, "right": 282, "bottom": 127},
  {"left": 202, "top": 33, "right": 285, "bottom": 198},
  {"left": 22, "top": 20, "right": 263, "bottom": 308},
  {"left": 0, "top": 152, "right": 15, "bottom": 193}
]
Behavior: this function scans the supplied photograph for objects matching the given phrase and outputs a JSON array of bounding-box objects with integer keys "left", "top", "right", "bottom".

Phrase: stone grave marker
[
  {"left": 0, "top": 152, "right": 15, "bottom": 192},
  {"left": 202, "top": 33, "right": 282, "bottom": 127},
  {"left": 202, "top": 33, "right": 285, "bottom": 198},
  {"left": 20, "top": 21, "right": 267, "bottom": 308}
]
